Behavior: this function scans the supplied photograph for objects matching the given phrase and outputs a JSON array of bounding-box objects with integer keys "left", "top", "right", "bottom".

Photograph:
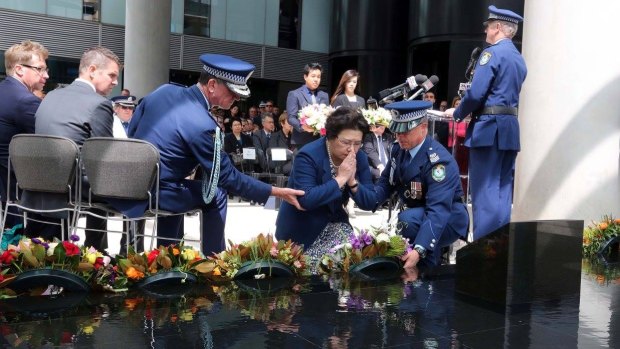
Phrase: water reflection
[{"left": 0, "top": 263, "right": 617, "bottom": 348}]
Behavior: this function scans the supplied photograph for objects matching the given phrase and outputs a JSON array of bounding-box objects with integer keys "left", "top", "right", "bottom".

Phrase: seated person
[
  {"left": 362, "top": 122, "right": 394, "bottom": 183},
  {"left": 252, "top": 113, "right": 276, "bottom": 171},
  {"left": 373, "top": 101, "right": 469, "bottom": 267},
  {"left": 268, "top": 112, "right": 294, "bottom": 175},
  {"left": 275, "top": 107, "right": 377, "bottom": 270},
  {"left": 223, "top": 118, "right": 253, "bottom": 171}
]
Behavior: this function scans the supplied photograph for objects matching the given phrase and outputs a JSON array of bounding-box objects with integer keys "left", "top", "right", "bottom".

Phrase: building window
[
  {"left": 184, "top": 0, "right": 210, "bottom": 37},
  {"left": 82, "top": 0, "right": 99, "bottom": 21},
  {"left": 278, "top": 0, "right": 300, "bottom": 49}
]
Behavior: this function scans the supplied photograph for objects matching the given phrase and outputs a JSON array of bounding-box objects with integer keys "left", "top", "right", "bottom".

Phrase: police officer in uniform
[
  {"left": 374, "top": 101, "right": 469, "bottom": 267},
  {"left": 110, "top": 95, "right": 137, "bottom": 138},
  {"left": 446, "top": 5, "right": 527, "bottom": 240},
  {"left": 112, "top": 54, "right": 304, "bottom": 255}
]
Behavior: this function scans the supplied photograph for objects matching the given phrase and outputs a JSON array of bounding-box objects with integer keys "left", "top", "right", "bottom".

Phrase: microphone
[
  {"left": 465, "top": 47, "right": 482, "bottom": 80},
  {"left": 407, "top": 75, "right": 439, "bottom": 101},
  {"left": 379, "top": 74, "right": 427, "bottom": 99}
]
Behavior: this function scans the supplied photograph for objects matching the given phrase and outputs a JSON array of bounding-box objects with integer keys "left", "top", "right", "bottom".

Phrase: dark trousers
[
  {"left": 469, "top": 144, "right": 518, "bottom": 241},
  {"left": 119, "top": 219, "right": 146, "bottom": 253},
  {"left": 155, "top": 188, "right": 227, "bottom": 255}
]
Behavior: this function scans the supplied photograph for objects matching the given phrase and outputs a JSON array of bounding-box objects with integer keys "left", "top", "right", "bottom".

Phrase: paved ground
[{"left": 74, "top": 196, "right": 391, "bottom": 256}]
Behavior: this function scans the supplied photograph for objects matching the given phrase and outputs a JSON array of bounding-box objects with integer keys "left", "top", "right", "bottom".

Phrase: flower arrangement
[
  {"left": 0, "top": 237, "right": 112, "bottom": 291},
  {"left": 210, "top": 233, "right": 308, "bottom": 279},
  {"left": 298, "top": 103, "right": 334, "bottom": 136},
  {"left": 361, "top": 107, "right": 392, "bottom": 127},
  {"left": 317, "top": 225, "right": 410, "bottom": 274},
  {"left": 582, "top": 215, "right": 620, "bottom": 258},
  {"left": 113, "top": 243, "right": 215, "bottom": 286}
]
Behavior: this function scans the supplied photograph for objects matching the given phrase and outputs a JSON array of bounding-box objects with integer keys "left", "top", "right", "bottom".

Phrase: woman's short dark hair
[
  {"left": 325, "top": 107, "right": 369, "bottom": 140},
  {"left": 231, "top": 118, "right": 242, "bottom": 126}
]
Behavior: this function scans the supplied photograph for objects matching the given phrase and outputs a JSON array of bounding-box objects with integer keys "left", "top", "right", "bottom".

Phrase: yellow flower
[
  {"left": 182, "top": 249, "right": 196, "bottom": 261},
  {"left": 83, "top": 326, "right": 94, "bottom": 335},
  {"left": 86, "top": 252, "right": 97, "bottom": 264},
  {"left": 180, "top": 310, "right": 193, "bottom": 321}
]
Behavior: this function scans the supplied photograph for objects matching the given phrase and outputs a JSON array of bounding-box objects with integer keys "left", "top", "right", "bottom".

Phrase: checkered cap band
[
  {"left": 488, "top": 13, "right": 519, "bottom": 24},
  {"left": 390, "top": 109, "right": 428, "bottom": 123},
  {"left": 202, "top": 64, "right": 249, "bottom": 85}
]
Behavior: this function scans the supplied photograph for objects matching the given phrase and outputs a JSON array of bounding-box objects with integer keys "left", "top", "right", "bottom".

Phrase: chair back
[
  {"left": 9, "top": 134, "right": 79, "bottom": 194},
  {"left": 267, "top": 147, "right": 292, "bottom": 174},
  {"left": 81, "top": 138, "right": 159, "bottom": 200}
]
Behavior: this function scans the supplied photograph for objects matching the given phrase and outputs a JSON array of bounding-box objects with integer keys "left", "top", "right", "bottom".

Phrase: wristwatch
[{"left": 413, "top": 246, "right": 427, "bottom": 259}]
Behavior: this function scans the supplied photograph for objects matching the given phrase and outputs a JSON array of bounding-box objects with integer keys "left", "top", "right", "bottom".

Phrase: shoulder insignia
[
  {"left": 479, "top": 52, "right": 492, "bottom": 65},
  {"left": 431, "top": 164, "right": 446, "bottom": 182},
  {"left": 429, "top": 152, "right": 439, "bottom": 163}
]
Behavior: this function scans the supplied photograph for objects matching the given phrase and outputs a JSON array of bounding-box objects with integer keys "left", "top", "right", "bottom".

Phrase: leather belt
[{"left": 473, "top": 106, "right": 518, "bottom": 118}]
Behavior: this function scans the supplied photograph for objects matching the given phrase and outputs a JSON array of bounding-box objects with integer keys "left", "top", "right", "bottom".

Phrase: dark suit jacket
[
  {"left": 0, "top": 77, "right": 40, "bottom": 200},
  {"left": 223, "top": 132, "right": 253, "bottom": 154},
  {"left": 331, "top": 93, "right": 366, "bottom": 109},
  {"left": 286, "top": 85, "right": 329, "bottom": 147},
  {"left": 362, "top": 132, "right": 394, "bottom": 181},
  {"left": 275, "top": 137, "right": 377, "bottom": 248}
]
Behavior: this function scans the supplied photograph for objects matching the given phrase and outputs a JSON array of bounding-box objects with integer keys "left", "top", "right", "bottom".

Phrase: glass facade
[{"left": 0, "top": 0, "right": 330, "bottom": 53}]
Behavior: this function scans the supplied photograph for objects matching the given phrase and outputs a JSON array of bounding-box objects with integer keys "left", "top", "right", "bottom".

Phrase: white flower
[
  {"left": 375, "top": 233, "right": 390, "bottom": 243},
  {"left": 47, "top": 242, "right": 59, "bottom": 256}
]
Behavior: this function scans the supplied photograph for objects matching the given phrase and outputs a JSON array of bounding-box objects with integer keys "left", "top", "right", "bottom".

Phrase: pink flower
[
  {"left": 320, "top": 128, "right": 326, "bottom": 136},
  {"left": 294, "top": 261, "right": 302, "bottom": 268},
  {"left": 270, "top": 246, "right": 278, "bottom": 258}
]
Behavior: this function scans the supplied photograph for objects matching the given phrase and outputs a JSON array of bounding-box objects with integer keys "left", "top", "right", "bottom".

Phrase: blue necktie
[
  {"left": 122, "top": 122, "right": 129, "bottom": 133},
  {"left": 377, "top": 135, "right": 387, "bottom": 165}
]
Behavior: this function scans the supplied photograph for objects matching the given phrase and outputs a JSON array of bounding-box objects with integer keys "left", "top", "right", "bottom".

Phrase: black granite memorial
[{"left": 455, "top": 220, "right": 583, "bottom": 307}]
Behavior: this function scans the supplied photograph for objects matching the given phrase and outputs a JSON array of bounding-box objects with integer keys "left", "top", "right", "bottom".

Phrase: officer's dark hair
[
  {"left": 198, "top": 71, "right": 223, "bottom": 85},
  {"left": 304, "top": 63, "right": 322, "bottom": 76},
  {"left": 325, "top": 107, "right": 369, "bottom": 140}
]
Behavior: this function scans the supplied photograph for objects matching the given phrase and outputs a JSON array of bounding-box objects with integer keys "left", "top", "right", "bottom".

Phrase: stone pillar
[
  {"left": 124, "top": 0, "right": 171, "bottom": 99},
  {"left": 512, "top": 1, "right": 620, "bottom": 221}
]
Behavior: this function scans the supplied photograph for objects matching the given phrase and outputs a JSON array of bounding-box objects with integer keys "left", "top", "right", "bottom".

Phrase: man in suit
[
  {"left": 30, "top": 46, "right": 121, "bottom": 248},
  {"left": 286, "top": 63, "right": 329, "bottom": 150},
  {"left": 373, "top": 101, "right": 468, "bottom": 267},
  {"left": 362, "top": 123, "right": 394, "bottom": 183},
  {"left": 114, "top": 54, "right": 304, "bottom": 255},
  {"left": 0, "top": 40, "right": 49, "bottom": 230},
  {"left": 446, "top": 5, "right": 527, "bottom": 240},
  {"left": 252, "top": 113, "right": 275, "bottom": 171}
]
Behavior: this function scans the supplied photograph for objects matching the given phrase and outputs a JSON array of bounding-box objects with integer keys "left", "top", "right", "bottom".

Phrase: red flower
[
  {"left": 62, "top": 241, "right": 80, "bottom": 256},
  {"left": 147, "top": 250, "right": 160, "bottom": 265},
  {"left": 93, "top": 257, "right": 104, "bottom": 270},
  {"left": 0, "top": 250, "right": 15, "bottom": 264},
  {"left": 320, "top": 128, "right": 327, "bottom": 136},
  {"left": 61, "top": 331, "right": 73, "bottom": 344}
]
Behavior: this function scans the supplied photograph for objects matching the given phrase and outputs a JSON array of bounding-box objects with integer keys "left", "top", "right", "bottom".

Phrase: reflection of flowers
[
  {"left": 361, "top": 107, "right": 392, "bottom": 126},
  {"left": 582, "top": 215, "right": 620, "bottom": 258},
  {"left": 210, "top": 234, "right": 307, "bottom": 279},
  {"left": 299, "top": 104, "right": 334, "bottom": 136},
  {"left": 318, "top": 226, "right": 410, "bottom": 274},
  {"left": 582, "top": 259, "right": 620, "bottom": 286}
]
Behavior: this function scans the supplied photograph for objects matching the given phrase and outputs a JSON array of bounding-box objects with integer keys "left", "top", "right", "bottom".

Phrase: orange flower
[
  {"left": 125, "top": 298, "right": 140, "bottom": 310},
  {"left": 614, "top": 218, "right": 620, "bottom": 224},
  {"left": 599, "top": 222, "right": 608, "bottom": 230},
  {"left": 172, "top": 248, "right": 180, "bottom": 256},
  {"left": 213, "top": 267, "right": 221, "bottom": 276},
  {"left": 126, "top": 266, "right": 145, "bottom": 280}
]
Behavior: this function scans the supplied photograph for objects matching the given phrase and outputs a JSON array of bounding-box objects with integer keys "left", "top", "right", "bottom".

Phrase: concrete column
[
  {"left": 124, "top": 0, "right": 171, "bottom": 99},
  {"left": 512, "top": 2, "right": 620, "bottom": 221}
]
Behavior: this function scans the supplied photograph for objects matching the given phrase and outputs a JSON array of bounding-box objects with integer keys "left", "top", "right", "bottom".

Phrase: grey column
[
  {"left": 512, "top": 1, "right": 620, "bottom": 221},
  {"left": 124, "top": 0, "right": 171, "bottom": 99}
]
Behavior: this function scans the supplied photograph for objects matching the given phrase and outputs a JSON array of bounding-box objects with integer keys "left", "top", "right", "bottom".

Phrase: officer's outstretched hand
[
  {"left": 401, "top": 249, "right": 421, "bottom": 269},
  {"left": 272, "top": 187, "right": 305, "bottom": 211},
  {"left": 444, "top": 108, "right": 455, "bottom": 119}
]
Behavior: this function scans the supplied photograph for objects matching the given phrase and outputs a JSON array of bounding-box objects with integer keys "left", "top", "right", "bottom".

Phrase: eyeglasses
[
  {"left": 337, "top": 137, "right": 363, "bottom": 148},
  {"left": 21, "top": 64, "right": 49, "bottom": 74},
  {"left": 119, "top": 105, "right": 135, "bottom": 110}
]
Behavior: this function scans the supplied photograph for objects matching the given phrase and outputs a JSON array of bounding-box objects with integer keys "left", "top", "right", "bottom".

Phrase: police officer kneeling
[{"left": 374, "top": 101, "right": 469, "bottom": 268}]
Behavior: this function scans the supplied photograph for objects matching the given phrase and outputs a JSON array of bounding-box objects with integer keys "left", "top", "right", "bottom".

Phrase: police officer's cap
[
  {"left": 385, "top": 100, "right": 432, "bottom": 133},
  {"left": 111, "top": 95, "right": 137, "bottom": 107},
  {"left": 199, "top": 54, "right": 254, "bottom": 98},
  {"left": 484, "top": 5, "right": 523, "bottom": 25}
]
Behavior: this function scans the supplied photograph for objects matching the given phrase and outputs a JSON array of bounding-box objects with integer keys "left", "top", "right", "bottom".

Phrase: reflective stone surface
[{"left": 0, "top": 260, "right": 618, "bottom": 348}]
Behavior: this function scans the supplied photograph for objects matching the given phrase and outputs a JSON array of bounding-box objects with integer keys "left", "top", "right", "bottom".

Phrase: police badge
[
  {"left": 431, "top": 164, "right": 446, "bottom": 182},
  {"left": 479, "top": 51, "right": 492, "bottom": 65}
]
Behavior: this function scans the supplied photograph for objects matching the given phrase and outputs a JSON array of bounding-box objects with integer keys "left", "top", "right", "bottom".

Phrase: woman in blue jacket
[{"left": 275, "top": 107, "right": 377, "bottom": 269}]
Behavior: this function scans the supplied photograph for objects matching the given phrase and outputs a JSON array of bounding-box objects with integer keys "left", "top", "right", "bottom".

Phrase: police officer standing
[
  {"left": 374, "top": 101, "right": 469, "bottom": 268},
  {"left": 446, "top": 5, "right": 527, "bottom": 240}
]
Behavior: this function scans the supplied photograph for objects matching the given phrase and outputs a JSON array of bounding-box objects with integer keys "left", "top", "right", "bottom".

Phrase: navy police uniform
[
  {"left": 374, "top": 101, "right": 469, "bottom": 266},
  {"left": 453, "top": 5, "right": 527, "bottom": 240},
  {"left": 113, "top": 54, "right": 272, "bottom": 255}
]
